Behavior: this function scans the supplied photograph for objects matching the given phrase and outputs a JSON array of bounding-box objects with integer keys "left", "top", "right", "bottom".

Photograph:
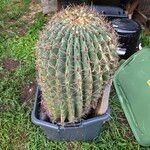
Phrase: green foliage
[
  {"left": 140, "top": 31, "right": 150, "bottom": 48},
  {"left": 0, "top": 0, "right": 30, "bottom": 20},
  {"left": 36, "top": 7, "right": 119, "bottom": 124}
]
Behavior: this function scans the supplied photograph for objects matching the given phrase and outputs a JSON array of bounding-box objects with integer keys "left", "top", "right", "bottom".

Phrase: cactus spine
[{"left": 36, "top": 6, "right": 118, "bottom": 124}]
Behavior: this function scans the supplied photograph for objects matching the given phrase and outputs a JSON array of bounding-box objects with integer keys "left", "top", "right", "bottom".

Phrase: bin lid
[
  {"left": 113, "top": 48, "right": 150, "bottom": 146},
  {"left": 111, "top": 18, "right": 141, "bottom": 33}
]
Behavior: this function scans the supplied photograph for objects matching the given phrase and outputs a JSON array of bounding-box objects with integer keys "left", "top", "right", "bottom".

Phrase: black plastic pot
[
  {"left": 91, "top": 5, "right": 127, "bottom": 18},
  {"left": 111, "top": 18, "right": 141, "bottom": 59},
  {"left": 31, "top": 86, "right": 110, "bottom": 141},
  {"left": 92, "top": 6, "right": 141, "bottom": 59}
]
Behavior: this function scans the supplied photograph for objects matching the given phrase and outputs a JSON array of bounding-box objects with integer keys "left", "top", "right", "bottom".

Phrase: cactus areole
[{"left": 36, "top": 6, "right": 118, "bottom": 125}]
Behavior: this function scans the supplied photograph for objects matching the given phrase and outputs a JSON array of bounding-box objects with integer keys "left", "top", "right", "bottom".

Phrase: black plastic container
[
  {"left": 90, "top": 6, "right": 141, "bottom": 59},
  {"left": 91, "top": 5, "right": 126, "bottom": 18},
  {"left": 31, "top": 86, "right": 110, "bottom": 141},
  {"left": 61, "top": 0, "right": 130, "bottom": 8},
  {"left": 111, "top": 18, "right": 141, "bottom": 59}
]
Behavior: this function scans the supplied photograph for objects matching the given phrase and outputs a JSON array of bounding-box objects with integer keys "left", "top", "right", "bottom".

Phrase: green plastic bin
[{"left": 113, "top": 48, "right": 150, "bottom": 146}]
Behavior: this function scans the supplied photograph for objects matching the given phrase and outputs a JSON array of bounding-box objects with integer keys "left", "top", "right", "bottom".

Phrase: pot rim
[{"left": 31, "top": 86, "right": 110, "bottom": 129}]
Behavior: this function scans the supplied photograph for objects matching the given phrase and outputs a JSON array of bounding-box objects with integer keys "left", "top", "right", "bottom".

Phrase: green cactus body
[{"left": 36, "top": 6, "right": 118, "bottom": 124}]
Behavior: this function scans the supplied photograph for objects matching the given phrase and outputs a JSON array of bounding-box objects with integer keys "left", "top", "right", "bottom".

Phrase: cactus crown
[{"left": 36, "top": 6, "right": 118, "bottom": 124}]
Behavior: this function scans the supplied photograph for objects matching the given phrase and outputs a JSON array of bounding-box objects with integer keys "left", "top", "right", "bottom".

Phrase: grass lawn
[{"left": 0, "top": 1, "right": 150, "bottom": 149}]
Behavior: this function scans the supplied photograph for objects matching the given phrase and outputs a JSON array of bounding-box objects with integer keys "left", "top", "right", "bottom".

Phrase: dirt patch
[
  {"left": 117, "top": 112, "right": 128, "bottom": 124},
  {"left": 20, "top": 81, "right": 37, "bottom": 104},
  {"left": 117, "top": 112, "right": 134, "bottom": 139},
  {"left": 8, "top": 127, "right": 28, "bottom": 150},
  {"left": 0, "top": 72, "right": 4, "bottom": 78},
  {"left": 18, "top": 27, "right": 27, "bottom": 36},
  {"left": 20, "top": 1, "right": 42, "bottom": 24},
  {"left": 18, "top": 131, "right": 28, "bottom": 142},
  {"left": 67, "top": 142, "right": 82, "bottom": 150},
  {"left": 1, "top": 0, "right": 43, "bottom": 37},
  {"left": 0, "top": 104, "right": 9, "bottom": 112},
  {"left": 2, "top": 58, "right": 20, "bottom": 71},
  {"left": 66, "top": 142, "right": 75, "bottom": 150}
]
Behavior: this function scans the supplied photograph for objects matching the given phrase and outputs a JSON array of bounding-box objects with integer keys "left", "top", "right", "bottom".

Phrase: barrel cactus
[{"left": 36, "top": 6, "right": 118, "bottom": 124}]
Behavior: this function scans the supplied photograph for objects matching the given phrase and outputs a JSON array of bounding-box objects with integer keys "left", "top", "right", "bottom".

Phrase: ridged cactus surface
[{"left": 36, "top": 6, "right": 118, "bottom": 124}]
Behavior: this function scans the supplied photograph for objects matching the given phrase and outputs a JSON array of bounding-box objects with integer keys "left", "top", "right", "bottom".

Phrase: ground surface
[{"left": 0, "top": 0, "right": 150, "bottom": 149}]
